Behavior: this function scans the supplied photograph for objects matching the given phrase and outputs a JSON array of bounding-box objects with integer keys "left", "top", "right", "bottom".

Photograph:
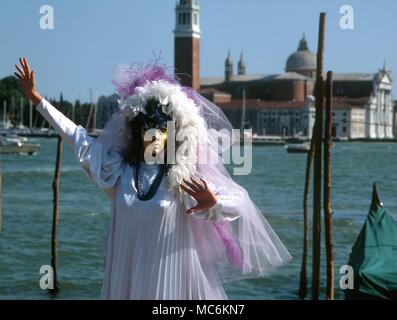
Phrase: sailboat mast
[
  {"left": 93, "top": 89, "right": 97, "bottom": 131},
  {"left": 72, "top": 103, "right": 75, "bottom": 123},
  {"left": 29, "top": 100, "right": 33, "bottom": 129},
  {"left": 3, "top": 100, "right": 6, "bottom": 126},
  {"left": 86, "top": 88, "right": 93, "bottom": 131},
  {"left": 20, "top": 97, "right": 24, "bottom": 128}
]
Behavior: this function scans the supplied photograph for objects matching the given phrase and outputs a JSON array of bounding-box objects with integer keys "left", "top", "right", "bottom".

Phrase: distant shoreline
[{"left": 9, "top": 132, "right": 396, "bottom": 143}]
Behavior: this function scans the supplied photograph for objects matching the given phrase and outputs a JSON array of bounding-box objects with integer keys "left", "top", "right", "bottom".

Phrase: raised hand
[
  {"left": 14, "top": 57, "right": 43, "bottom": 105},
  {"left": 180, "top": 177, "right": 217, "bottom": 214}
]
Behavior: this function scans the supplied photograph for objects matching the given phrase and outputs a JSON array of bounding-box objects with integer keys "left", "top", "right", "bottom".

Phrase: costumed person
[{"left": 14, "top": 57, "right": 292, "bottom": 300}]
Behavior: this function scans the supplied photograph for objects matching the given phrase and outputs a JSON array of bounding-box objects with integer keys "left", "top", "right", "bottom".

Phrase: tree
[{"left": 0, "top": 76, "right": 24, "bottom": 104}]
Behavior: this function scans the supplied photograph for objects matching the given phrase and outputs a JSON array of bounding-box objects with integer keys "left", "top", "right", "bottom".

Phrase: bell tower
[
  {"left": 174, "top": 0, "right": 201, "bottom": 90},
  {"left": 238, "top": 51, "right": 246, "bottom": 75},
  {"left": 225, "top": 50, "right": 233, "bottom": 82}
]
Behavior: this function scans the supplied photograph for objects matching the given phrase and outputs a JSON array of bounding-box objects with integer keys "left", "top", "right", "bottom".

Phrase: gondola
[{"left": 344, "top": 184, "right": 397, "bottom": 300}]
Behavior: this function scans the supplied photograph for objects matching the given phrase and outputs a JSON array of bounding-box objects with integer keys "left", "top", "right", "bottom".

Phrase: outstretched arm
[
  {"left": 15, "top": 57, "right": 125, "bottom": 196},
  {"left": 15, "top": 57, "right": 77, "bottom": 145}
]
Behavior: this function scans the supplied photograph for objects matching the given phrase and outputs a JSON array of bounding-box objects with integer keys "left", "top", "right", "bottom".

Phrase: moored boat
[
  {"left": 0, "top": 135, "right": 40, "bottom": 155},
  {"left": 344, "top": 184, "right": 397, "bottom": 300},
  {"left": 285, "top": 142, "right": 310, "bottom": 153}
]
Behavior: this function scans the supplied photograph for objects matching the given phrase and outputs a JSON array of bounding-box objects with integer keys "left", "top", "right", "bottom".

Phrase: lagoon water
[{"left": 1, "top": 138, "right": 396, "bottom": 300}]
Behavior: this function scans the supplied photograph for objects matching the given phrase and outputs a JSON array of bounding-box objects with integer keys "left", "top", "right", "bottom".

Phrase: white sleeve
[
  {"left": 36, "top": 98, "right": 126, "bottom": 196},
  {"left": 182, "top": 179, "right": 241, "bottom": 223},
  {"left": 36, "top": 98, "right": 77, "bottom": 145}
]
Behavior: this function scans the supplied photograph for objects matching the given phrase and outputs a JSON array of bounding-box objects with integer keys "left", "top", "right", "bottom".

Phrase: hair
[{"left": 126, "top": 121, "right": 139, "bottom": 165}]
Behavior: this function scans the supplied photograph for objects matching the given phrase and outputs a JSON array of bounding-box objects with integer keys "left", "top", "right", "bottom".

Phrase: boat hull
[{"left": 0, "top": 143, "right": 40, "bottom": 155}]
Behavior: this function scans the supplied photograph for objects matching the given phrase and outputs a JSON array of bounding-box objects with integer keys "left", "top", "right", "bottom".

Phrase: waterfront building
[{"left": 199, "top": 36, "right": 394, "bottom": 139}]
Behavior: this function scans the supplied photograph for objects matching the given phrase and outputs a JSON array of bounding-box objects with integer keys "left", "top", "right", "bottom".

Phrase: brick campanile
[{"left": 174, "top": 0, "right": 201, "bottom": 90}]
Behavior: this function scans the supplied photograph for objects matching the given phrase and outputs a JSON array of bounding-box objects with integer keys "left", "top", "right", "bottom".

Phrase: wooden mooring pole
[
  {"left": 299, "top": 12, "right": 327, "bottom": 300},
  {"left": 50, "top": 135, "right": 63, "bottom": 294},
  {"left": 324, "top": 71, "right": 334, "bottom": 300},
  {"left": 299, "top": 135, "right": 314, "bottom": 299},
  {"left": 312, "top": 12, "right": 326, "bottom": 300}
]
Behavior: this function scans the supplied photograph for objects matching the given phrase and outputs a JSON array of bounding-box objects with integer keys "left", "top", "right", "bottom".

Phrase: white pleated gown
[{"left": 36, "top": 98, "right": 241, "bottom": 300}]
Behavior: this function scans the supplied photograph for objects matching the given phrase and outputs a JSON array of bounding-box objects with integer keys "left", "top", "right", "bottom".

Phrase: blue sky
[{"left": 1, "top": 0, "right": 396, "bottom": 102}]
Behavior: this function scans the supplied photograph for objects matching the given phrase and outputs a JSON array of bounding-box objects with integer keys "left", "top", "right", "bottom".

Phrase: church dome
[{"left": 286, "top": 35, "right": 316, "bottom": 72}]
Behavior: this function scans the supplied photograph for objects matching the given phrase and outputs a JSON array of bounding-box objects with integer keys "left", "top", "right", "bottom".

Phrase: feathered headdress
[{"left": 109, "top": 61, "right": 208, "bottom": 198}]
